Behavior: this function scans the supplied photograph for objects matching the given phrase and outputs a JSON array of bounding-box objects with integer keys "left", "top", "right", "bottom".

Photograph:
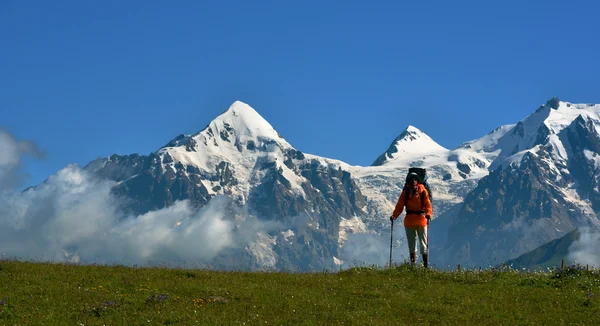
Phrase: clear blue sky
[{"left": 2, "top": 0, "right": 599, "bottom": 188}]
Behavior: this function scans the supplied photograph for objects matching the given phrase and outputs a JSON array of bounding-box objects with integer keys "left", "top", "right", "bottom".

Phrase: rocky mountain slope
[{"left": 443, "top": 99, "right": 600, "bottom": 267}]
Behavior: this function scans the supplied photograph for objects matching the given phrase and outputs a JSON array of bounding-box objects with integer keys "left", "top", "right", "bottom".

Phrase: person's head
[{"left": 406, "top": 173, "right": 420, "bottom": 186}]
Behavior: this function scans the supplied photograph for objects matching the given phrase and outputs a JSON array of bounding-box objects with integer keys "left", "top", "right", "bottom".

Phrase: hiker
[{"left": 390, "top": 171, "right": 432, "bottom": 268}]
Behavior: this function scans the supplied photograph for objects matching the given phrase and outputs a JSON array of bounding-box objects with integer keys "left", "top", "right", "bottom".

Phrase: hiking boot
[
  {"left": 423, "top": 254, "right": 428, "bottom": 269},
  {"left": 410, "top": 252, "right": 416, "bottom": 265}
]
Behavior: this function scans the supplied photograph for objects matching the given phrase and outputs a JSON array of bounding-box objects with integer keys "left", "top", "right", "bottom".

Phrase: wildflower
[
  {"left": 157, "top": 294, "right": 169, "bottom": 301},
  {"left": 192, "top": 298, "right": 205, "bottom": 308}
]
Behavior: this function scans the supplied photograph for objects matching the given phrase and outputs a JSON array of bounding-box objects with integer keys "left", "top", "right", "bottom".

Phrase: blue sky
[{"left": 2, "top": 0, "right": 599, "bottom": 188}]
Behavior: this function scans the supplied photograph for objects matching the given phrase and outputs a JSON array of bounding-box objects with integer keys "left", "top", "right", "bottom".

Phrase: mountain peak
[
  {"left": 405, "top": 125, "right": 421, "bottom": 132},
  {"left": 398, "top": 125, "right": 427, "bottom": 140},
  {"left": 218, "top": 101, "right": 272, "bottom": 130},
  {"left": 545, "top": 97, "right": 561, "bottom": 110},
  {"left": 372, "top": 125, "right": 448, "bottom": 166},
  {"left": 206, "top": 100, "right": 285, "bottom": 142},
  {"left": 160, "top": 100, "right": 291, "bottom": 153},
  {"left": 227, "top": 100, "right": 259, "bottom": 115},
  {"left": 488, "top": 98, "right": 600, "bottom": 170}
]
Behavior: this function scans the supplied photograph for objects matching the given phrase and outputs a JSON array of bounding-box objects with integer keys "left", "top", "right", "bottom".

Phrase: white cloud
[
  {"left": 0, "top": 162, "right": 238, "bottom": 266},
  {"left": 567, "top": 228, "right": 600, "bottom": 268},
  {"left": 500, "top": 215, "right": 566, "bottom": 256},
  {"left": 0, "top": 130, "right": 242, "bottom": 267},
  {"left": 0, "top": 129, "right": 45, "bottom": 189},
  {"left": 340, "top": 228, "right": 410, "bottom": 268}
]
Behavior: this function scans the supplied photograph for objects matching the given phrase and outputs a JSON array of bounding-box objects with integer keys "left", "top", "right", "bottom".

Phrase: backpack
[{"left": 405, "top": 167, "right": 433, "bottom": 202}]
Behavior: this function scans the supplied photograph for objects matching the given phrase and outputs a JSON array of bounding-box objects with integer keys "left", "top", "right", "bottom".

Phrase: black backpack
[{"left": 405, "top": 167, "right": 433, "bottom": 202}]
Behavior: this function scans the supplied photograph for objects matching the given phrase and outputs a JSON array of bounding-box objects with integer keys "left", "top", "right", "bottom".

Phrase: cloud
[
  {"left": 500, "top": 215, "right": 567, "bottom": 258},
  {"left": 340, "top": 228, "right": 410, "bottom": 268},
  {"left": 0, "top": 129, "right": 45, "bottom": 189},
  {"left": 0, "top": 163, "right": 240, "bottom": 266},
  {"left": 501, "top": 216, "right": 600, "bottom": 268},
  {"left": 567, "top": 228, "right": 600, "bottom": 267}
]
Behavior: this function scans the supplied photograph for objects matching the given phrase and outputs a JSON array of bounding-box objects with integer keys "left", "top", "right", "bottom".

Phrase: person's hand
[
  {"left": 426, "top": 215, "right": 431, "bottom": 225},
  {"left": 390, "top": 215, "right": 396, "bottom": 221}
]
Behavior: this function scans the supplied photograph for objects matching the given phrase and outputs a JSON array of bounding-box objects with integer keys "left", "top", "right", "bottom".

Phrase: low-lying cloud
[
  {"left": 340, "top": 229, "right": 411, "bottom": 268},
  {"left": 567, "top": 227, "right": 600, "bottom": 268},
  {"left": 0, "top": 162, "right": 238, "bottom": 266}
]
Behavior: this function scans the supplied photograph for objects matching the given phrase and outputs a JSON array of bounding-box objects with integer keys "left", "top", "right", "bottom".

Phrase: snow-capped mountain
[
  {"left": 348, "top": 123, "right": 514, "bottom": 234},
  {"left": 371, "top": 124, "right": 505, "bottom": 179},
  {"left": 444, "top": 98, "right": 600, "bottom": 266},
  {"left": 81, "top": 97, "right": 600, "bottom": 270},
  {"left": 156, "top": 100, "right": 306, "bottom": 202},
  {"left": 372, "top": 125, "right": 450, "bottom": 167},
  {"left": 86, "top": 101, "right": 367, "bottom": 271},
  {"left": 487, "top": 98, "right": 600, "bottom": 171}
]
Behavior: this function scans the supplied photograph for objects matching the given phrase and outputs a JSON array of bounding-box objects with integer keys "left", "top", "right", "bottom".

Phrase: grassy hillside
[{"left": 0, "top": 260, "right": 599, "bottom": 325}]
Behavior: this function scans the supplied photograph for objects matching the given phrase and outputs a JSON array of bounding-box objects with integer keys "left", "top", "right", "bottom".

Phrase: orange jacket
[{"left": 392, "top": 183, "right": 432, "bottom": 227}]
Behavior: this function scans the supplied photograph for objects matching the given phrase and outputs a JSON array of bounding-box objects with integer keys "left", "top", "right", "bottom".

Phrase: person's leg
[
  {"left": 417, "top": 226, "right": 429, "bottom": 268},
  {"left": 405, "top": 227, "right": 417, "bottom": 264}
]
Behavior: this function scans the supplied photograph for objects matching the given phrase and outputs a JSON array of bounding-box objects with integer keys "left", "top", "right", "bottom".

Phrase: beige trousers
[{"left": 405, "top": 226, "right": 428, "bottom": 255}]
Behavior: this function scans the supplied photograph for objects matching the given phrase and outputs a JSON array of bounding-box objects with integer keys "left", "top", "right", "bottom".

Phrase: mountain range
[{"left": 76, "top": 98, "right": 600, "bottom": 271}]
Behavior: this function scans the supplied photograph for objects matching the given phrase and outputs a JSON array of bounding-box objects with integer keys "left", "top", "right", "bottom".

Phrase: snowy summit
[
  {"left": 488, "top": 98, "right": 600, "bottom": 170},
  {"left": 156, "top": 101, "right": 294, "bottom": 171},
  {"left": 153, "top": 100, "right": 306, "bottom": 200},
  {"left": 210, "top": 100, "right": 286, "bottom": 143},
  {"left": 372, "top": 125, "right": 449, "bottom": 167}
]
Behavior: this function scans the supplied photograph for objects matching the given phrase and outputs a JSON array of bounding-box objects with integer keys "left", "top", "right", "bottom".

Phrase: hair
[{"left": 406, "top": 172, "right": 421, "bottom": 183}]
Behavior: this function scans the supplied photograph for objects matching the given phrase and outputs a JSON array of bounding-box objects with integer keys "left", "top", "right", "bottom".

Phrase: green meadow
[{"left": 0, "top": 260, "right": 599, "bottom": 325}]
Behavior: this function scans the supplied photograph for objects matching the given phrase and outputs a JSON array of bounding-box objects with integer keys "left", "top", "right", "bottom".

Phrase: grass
[{"left": 0, "top": 260, "right": 599, "bottom": 325}]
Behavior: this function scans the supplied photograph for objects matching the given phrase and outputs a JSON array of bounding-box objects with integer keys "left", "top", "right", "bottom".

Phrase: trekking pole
[
  {"left": 389, "top": 218, "right": 394, "bottom": 268},
  {"left": 427, "top": 217, "right": 430, "bottom": 268}
]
